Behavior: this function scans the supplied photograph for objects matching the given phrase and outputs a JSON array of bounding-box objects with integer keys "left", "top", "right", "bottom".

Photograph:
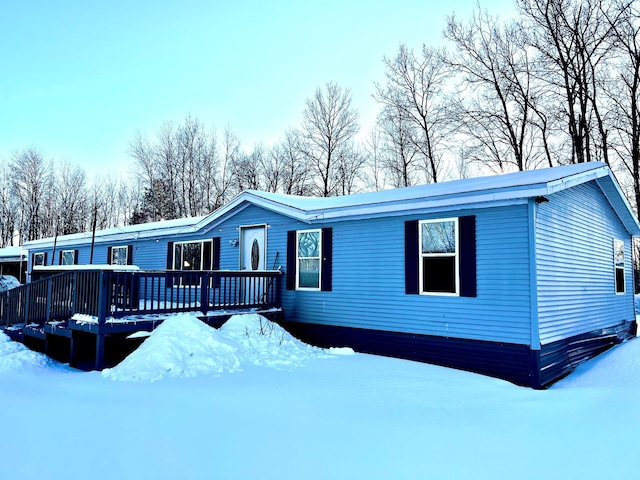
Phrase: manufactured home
[{"left": 12, "top": 162, "right": 640, "bottom": 388}]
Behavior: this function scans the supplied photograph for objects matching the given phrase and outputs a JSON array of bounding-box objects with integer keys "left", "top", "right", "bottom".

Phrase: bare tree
[
  {"left": 54, "top": 161, "right": 87, "bottom": 235},
  {"left": 129, "top": 116, "right": 232, "bottom": 221},
  {"left": 517, "top": 0, "right": 620, "bottom": 164},
  {"left": 0, "top": 160, "right": 17, "bottom": 246},
  {"left": 10, "top": 148, "right": 53, "bottom": 243},
  {"left": 362, "top": 126, "right": 386, "bottom": 191},
  {"left": 445, "top": 8, "right": 549, "bottom": 172},
  {"left": 233, "top": 145, "right": 264, "bottom": 191},
  {"left": 377, "top": 105, "right": 422, "bottom": 186},
  {"left": 606, "top": 0, "right": 640, "bottom": 217},
  {"left": 300, "top": 82, "right": 360, "bottom": 197},
  {"left": 374, "top": 44, "right": 452, "bottom": 183}
]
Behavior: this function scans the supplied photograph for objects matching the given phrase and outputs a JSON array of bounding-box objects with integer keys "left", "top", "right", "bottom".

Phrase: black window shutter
[
  {"left": 107, "top": 247, "right": 113, "bottom": 265},
  {"left": 459, "top": 215, "right": 477, "bottom": 297},
  {"left": 212, "top": 238, "right": 221, "bottom": 270},
  {"left": 203, "top": 241, "right": 212, "bottom": 270},
  {"left": 73, "top": 250, "right": 79, "bottom": 265},
  {"left": 286, "top": 231, "right": 296, "bottom": 290},
  {"left": 59, "top": 251, "right": 63, "bottom": 265},
  {"left": 405, "top": 220, "right": 419, "bottom": 294},
  {"left": 212, "top": 237, "right": 221, "bottom": 287},
  {"left": 43, "top": 252, "right": 48, "bottom": 266},
  {"left": 166, "top": 242, "right": 174, "bottom": 270},
  {"left": 127, "top": 245, "right": 133, "bottom": 265},
  {"left": 321, "top": 228, "right": 332, "bottom": 292},
  {"left": 166, "top": 241, "right": 175, "bottom": 287}
]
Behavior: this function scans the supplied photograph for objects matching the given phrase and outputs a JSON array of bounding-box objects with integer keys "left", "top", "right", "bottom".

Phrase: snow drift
[
  {"left": 0, "top": 331, "right": 52, "bottom": 373},
  {"left": 102, "top": 313, "right": 334, "bottom": 381}
]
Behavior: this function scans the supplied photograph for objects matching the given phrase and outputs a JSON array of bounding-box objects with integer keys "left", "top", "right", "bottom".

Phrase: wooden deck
[{"left": 0, "top": 269, "right": 283, "bottom": 369}]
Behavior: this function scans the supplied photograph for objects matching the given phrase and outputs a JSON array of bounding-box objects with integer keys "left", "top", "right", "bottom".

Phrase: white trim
[
  {"left": 614, "top": 238, "right": 626, "bottom": 295},
  {"left": 60, "top": 249, "right": 76, "bottom": 266},
  {"left": 296, "top": 228, "right": 322, "bottom": 291},
  {"left": 110, "top": 245, "right": 129, "bottom": 266},
  {"left": 33, "top": 252, "right": 46, "bottom": 267},
  {"left": 239, "top": 224, "right": 268, "bottom": 271},
  {"left": 172, "top": 239, "right": 212, "bottom": 271},
  {"left": 418, "top": 218, "right": 460, "bottom": 296}
]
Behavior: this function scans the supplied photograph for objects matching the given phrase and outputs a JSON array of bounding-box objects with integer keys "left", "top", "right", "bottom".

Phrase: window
[
  {"left": 286, "top": 228, "right": 332, "bottom": 292},
  {"left": 33, "top": 252, "right": 46, "bottom": 266},
  {"left": 420, "top": 219, "right": 459, "bottom": 295},
  {"left": 297, "top": 229, "right": 321, "bottom": 289},
  {"left": 172, "top": 240, "right": 212, "bottom": 271},
  {"left": 405, "top": 216, "right": 475, "bottom": 297},
  {"left": 60, "top": 250, "right": 77, "bottom": 266},
  {"left": 614, "top": 239, "right": 625, "bottom": 294},
  {"left": 110, "top": 246, "right": 129, "bottom": 265}
]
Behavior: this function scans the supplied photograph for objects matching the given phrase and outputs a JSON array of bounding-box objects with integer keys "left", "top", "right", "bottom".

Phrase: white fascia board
[
  {"left": 197, "top": 193, "right": 312, "bottom": 229},
  {"left": 545, "top": 166, "right": 609, "bottom": 195},
  {"left": 24, "top": 222, "right": 203, "bottom": 249},
  {"left": 237, "top": 194, "right": 311, "bottom": 221},
  {"left": 304, "top": 188, "right": 546, "bottom": 222},
  {"left": 595, "top": 177, "right": 640, "bottom": 236}
]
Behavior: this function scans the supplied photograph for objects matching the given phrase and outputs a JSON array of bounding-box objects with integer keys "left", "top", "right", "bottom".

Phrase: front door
[{"left": 240, "top": 226, "right": 266, "bottom": 304}]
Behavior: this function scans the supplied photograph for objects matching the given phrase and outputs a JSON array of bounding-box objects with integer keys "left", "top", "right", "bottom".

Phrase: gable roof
[
  {"left": 225, "top": 162, "right": 640, "bottom": 235},
  {"left": 22, "top": 162, "right": 640, "bottom": 249}
]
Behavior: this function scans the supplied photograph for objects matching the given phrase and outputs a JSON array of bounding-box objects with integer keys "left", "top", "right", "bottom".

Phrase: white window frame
[
  {"left": 171, "top": 240, "right": 213, "bottom": 288},
  {"left": 60, "top": 250, "right": 76, "bottom": 266},
  {"left": 296, "top": 229, "right": 322, "bottom": 291},
  {"left": 614, "top": 239, "right": 625, "bottom": 295},
  {"left": 173, "top": 240, "right": 212, "bottom": 271},
  {"left": 33, "top": 252, "right": 45, "bottom": 266},
  {"left": 110, "top": 245, "right": 129, "bottom": 266},
  {"left": 419, "top": 218, "right": 460, "bottom": 296}
]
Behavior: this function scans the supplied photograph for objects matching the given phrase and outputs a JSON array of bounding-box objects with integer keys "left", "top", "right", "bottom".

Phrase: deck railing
[{"left": 0, "top": 269, "right": 282, "bottom": 330}]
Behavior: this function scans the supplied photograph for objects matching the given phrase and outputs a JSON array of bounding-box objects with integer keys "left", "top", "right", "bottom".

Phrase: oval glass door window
[{"left": 251, "top": 239, "right": 260, "bottom": 270}]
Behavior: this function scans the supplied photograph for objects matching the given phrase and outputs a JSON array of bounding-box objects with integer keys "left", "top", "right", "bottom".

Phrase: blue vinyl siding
[
  {"left": 535, "top": 181, "right": 635, "bottom": 345},
  {"left": 283, "top": 204, "right": 533, "bottom": 345}
]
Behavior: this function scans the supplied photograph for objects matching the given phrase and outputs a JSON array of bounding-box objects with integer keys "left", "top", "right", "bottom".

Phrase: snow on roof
[
  {"left": 0, "top": 246, "right": 26, "bottom": 261},
  {"left": 246, "top": 162, "right": 608, "bottom": 213},
  {"left": 23, "top": 214, "right": 208, "bottom": 248}
]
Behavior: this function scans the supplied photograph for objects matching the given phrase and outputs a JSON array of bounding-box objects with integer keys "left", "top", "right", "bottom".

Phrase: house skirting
[{"left": 279, "top": 320, "right": 637, "bottom": 389}]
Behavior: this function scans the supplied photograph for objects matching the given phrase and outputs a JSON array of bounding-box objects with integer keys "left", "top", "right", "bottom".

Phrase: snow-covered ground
[{"left": 1, "top": 313, "right": 638, "bottom": 480}]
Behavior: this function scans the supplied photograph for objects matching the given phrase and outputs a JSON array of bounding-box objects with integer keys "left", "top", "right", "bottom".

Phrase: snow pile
[
  {"left": 0, "top": 331, "right": 51, "bottom": 373},
  {"left": 102, "top": 313, "right": 241, "bottom": 382},
  {"left": 103, "top": 313, "right": 331, "bottom": 382},
  {"left": 219, "top": 313, "right": 329, "bottom": 368}
]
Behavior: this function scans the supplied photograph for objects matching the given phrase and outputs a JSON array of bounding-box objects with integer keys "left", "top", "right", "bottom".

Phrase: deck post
[
  {"left": 71, "top": 272, "right": 78, "bottom": 316},
  {"left": 24, "top": 285, "right": 30, "bottom": 324},
  {"left": 95, "top": 271, "right": 108, "bottom": 370},
  {"left": 95, "top": 333, "right": 105, "bottom": 370},
  {"left": 200, "top": 272, "right": 209, "bottom": 315},
  {"left": 45, "top": 278, "right": 53, "bottom": 323},
  {"left": 275, "top": 273, "right": 282, "bottom": 308},
  {"left": 69, "top": 332, "right": 77, "bottom": 368}
]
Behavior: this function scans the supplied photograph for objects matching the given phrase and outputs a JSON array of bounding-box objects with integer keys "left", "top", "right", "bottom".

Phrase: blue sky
[{"left": 0, "top": 0, "right": 516, "bottom": 176}]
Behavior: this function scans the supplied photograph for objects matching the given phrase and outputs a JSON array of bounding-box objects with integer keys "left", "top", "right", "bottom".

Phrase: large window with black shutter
[
  {"left": 165, "top": 238, "right": 221, "bottom": 287},
  {"left": 405, "top": 216, "right": 476, "bottom": 297},
  {"left": 32, "top": 252, "right": 47, "bottom": 267},
  {"left": 59, "top": 249, "right": 78, "bottom": 266},
  {"left": 287, "top": 228, "right": 332, "bottom": 291},
  {"left": 108, "top": 245, "right": 133, "bottom": 265}
]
